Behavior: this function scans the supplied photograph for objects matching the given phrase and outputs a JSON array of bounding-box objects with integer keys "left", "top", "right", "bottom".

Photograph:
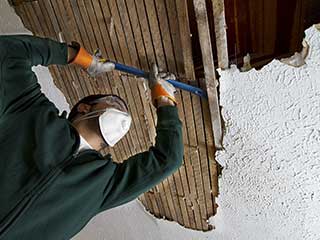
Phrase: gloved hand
[
  {"left": 149, "top": 63, "right": 177, "bottom": 107},
  {"left": 69, "top": 42, "right": 115, "bottom": 77}
]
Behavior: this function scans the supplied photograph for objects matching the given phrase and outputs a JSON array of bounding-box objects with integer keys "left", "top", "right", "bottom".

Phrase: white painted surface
[{"left": 2, "top": 1, "right": 320, "bottom": 239}]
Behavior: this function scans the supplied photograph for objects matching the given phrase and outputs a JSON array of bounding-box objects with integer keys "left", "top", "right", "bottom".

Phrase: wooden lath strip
[
  {"left": 120, "top": 0, "right": 168, "bottom": 220},
  {"left": 203, "top": 100, "right": 219, "bottom": 199},
  {"left": 103, "top": 0, "right": 151, "bottom": 152},
  {"left": 121, "top": 0, "right": 159, "bottom": 147},
  {"left": 136, "top": 0, "right": 162, "bottom": 135},
  {"left": 151, "top": 0, "right": 206, "bottom": 227},
  {"left": 193, "top": 99, "right": 215, "bottom": 224},
  {"left": 113, "top": 1, "right": 170, "bottom": 217},
  {"left": 189, "top": 85, "right": 216, "bottom": 225},
  {"left": 178, "top": 0, "right": 219, "bottom": 228},
  {"left": 131, "top": 0, "right": 159, "bottom": 144},
  {"left": 99, "top": 0, "right": 153, "bottom": 158},
  {"left": 175, "top": 0, "right": 202, "bottom": 230},
  {"left": 156, "top": 0, "right": 210, "bottom": 229},
  {"left": 192, "top": 0, "right": 222, "bottom": 220},
  {"left": 212, "top": 0, "right": 229, "bottom": 69},
  {"left": 105, "top": 0, "right": 167, "bottom": 216},
  {"left": 189, "top": 1, "right": 221, "bottom": 220},
  {"left": 165, "top": 0, "right": 195, "bottom": 228},
  {"left": 151, "top": 0, "right": 188, "bottom": 226},
  {"left": 176, "top": 0, "right": 217, "bottom": 230},
  {"left": 193, "top": 0, "right": 223, "bottom": 150},
  {"left": 34, "top": 2, "right": 58, "bottom": 40},
  {"left": 123, "top": 0, "right": 158, "bottom": 147},
  {"left": 136, "top": 0, "right": 178, "bottom": 220},
  {"left": 100, "top": 2, "right": 162, "bottom": 216}
]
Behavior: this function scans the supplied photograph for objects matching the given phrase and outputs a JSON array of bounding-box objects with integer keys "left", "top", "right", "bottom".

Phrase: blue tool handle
[
  {"left": 113, "top": 62, "right": 208, "bottom": 99},
  {"left": 166, "top": 80, "right": 208, "bottom": 99},
  {"left": 113, "top": 62, "right": 149, "bottom": 79}
]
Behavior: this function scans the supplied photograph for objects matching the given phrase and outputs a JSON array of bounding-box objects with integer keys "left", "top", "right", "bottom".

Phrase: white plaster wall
[
  {"left": 2, "top": 1, "right": 320, "bottom": 239},
  {"left": 212, "top": 27, "right": 320, "bottom": 240},
  {"left": 215, "top": 25, "right": 320, "bottom": 240}
]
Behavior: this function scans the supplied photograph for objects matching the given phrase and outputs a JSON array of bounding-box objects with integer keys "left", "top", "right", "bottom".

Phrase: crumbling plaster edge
[
  {"left": 214, "top": 24, "right": 320, "bottom": 173},
  {"left": 217, "top": 24, "right": 320, "bottom": 78}
]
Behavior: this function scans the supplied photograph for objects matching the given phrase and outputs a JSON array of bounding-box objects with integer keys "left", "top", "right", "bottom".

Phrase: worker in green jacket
[{"left": 0, "top": 35, "right": 183, "bottom": 240}]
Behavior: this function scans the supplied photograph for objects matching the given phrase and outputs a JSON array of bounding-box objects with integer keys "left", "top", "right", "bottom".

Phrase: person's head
[{"left": 68, "top": 94, "right": 131, "bottom": 151}]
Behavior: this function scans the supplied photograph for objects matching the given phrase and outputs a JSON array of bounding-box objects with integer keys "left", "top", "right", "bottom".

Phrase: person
[{"left": 0, "top": 35, "right": 183, "bottom": 240}]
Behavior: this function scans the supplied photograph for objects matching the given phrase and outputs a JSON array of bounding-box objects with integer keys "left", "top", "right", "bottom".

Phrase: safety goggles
[{"left": 90, "top": 95, "right": 128, "bottom": 113}]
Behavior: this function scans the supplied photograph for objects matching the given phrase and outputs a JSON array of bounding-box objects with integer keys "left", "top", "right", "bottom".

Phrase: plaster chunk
[
  {"left": 280, "top": 40, "right": 310, "bottom": 67},
  {"left": 241, "top": 53, "right": 252, "bottom": 72}
]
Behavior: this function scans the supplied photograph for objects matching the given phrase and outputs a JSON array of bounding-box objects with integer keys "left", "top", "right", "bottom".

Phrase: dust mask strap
[{"left": 99, "top": 108, "right": 132, "bottom": 147}]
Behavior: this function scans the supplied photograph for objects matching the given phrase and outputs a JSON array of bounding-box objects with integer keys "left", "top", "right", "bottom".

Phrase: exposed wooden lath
[
  {"left": 212, "top": 0, "right": 229, "bottom": 69},
  {"left": 193, "top": 0, "right": 223, "bottom": 151},
  {"left": 12, "top": 0, "right": 222, "bottom": 231}
]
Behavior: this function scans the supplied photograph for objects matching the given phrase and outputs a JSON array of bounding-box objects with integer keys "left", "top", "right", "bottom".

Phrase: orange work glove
[
  {"left": 69, "top": 42, "right": 115, "bottom": 77},
  {"left": 148, "top": 63, "right": 177, "bottom": 106}
]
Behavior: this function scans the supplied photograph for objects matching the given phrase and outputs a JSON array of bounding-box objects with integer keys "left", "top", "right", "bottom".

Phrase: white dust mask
[{"left": 99, "top": 108, "right": 132, "bottom": 147}]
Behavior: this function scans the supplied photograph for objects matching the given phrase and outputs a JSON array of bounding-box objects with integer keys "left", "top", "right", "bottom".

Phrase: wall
[
  {"left": 215, "top": 25, "right": 320, "bottom": 240},
  {"left": 2, "top": 1, "right": 320, "bottom": 239}
]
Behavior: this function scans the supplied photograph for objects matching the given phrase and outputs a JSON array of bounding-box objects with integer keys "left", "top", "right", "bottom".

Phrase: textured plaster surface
[
  {"left": 2, "top": 1, "right": 320, "bottom": 239},
  {"left": 215, "top": 25, "right": 320, "bottom": 240}
]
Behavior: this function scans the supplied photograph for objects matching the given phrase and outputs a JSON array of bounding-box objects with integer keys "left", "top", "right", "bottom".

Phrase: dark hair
[{"left": 68, "top": 94, "right": 127, "bottom": 122}]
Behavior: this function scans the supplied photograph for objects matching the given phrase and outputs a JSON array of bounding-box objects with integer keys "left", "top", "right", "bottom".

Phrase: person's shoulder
[{"left": 0, "top": 36, "right": 8, "bottom": 62}]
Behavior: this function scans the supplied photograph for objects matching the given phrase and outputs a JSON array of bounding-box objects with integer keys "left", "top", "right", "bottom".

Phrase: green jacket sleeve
[
  {"left": 100, "top": 106, "right": 183, "bottom": 210},
  {"left": 0, "top": 35, "right": 68, "bottom": 115}
]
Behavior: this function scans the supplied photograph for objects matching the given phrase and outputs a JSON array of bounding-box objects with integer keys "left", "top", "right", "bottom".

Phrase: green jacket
[{"left": 0, "top": 35, "right": 183, "bottom": 240}]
